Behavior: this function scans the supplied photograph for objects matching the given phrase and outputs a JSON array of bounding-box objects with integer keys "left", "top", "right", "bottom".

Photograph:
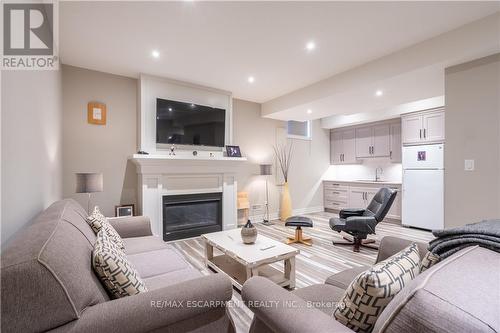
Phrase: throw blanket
[{"left": 428, "top": 219, "right": 500, "bottom": 258}]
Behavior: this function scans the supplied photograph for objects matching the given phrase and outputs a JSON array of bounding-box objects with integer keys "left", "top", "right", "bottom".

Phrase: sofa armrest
[
  {"left": 107, "top": 216, "right": 153, "bottom": 238},
  {"left": 376, "top": 236, "right": 428, "bottom": 263},
  {"left": 57, "top": 274, "right": 233, "bottom": 332},
  {"left": 242, "top": 277, "right": 352, "bottom": 333}
]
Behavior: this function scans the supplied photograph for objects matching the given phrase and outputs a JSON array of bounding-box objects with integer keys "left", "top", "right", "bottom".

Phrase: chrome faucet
[{"left": 375, "top": 167, "right": 383, "bottom": 181}]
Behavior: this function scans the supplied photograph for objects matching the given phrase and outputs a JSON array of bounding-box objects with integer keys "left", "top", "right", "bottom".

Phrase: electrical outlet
[{"left": 464, "top": 159, "right": 475, "bottom": 171}]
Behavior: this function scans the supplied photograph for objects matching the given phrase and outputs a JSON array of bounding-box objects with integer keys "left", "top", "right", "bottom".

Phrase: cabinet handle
[
  {"left": 390, "top": 151, "right": 393, "bottom": 159},
  {"left": 424, "top": 129, "right": 426, "bottom": 138},
  {"left": 342, "top": 153, "right": 344, "bottom": 162},
  {"left": 419, "top": 129, "right": 422, "bottom": 139}
]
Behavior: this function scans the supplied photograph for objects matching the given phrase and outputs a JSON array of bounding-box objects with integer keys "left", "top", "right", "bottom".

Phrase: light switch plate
[{"left": 464, "top": 159, "right": 475, "bottom": 171}]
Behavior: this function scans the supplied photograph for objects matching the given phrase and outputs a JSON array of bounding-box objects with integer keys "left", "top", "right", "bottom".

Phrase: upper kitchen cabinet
[
  {"left": 355, "top": 124, "right": 390, "bottom": 158},
  {"left": 330, "top": 128, "right": 357, "bottom": 164},
  {"left": 402, "top": 109, "right": 445, "bottom": 145},
  {"left": 390, "top": 122, "right": 402, "bottom": 163}
]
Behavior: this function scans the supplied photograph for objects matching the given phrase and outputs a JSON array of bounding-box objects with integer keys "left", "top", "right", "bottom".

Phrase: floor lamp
[
  {"left": 260, "top": 164, "right": 273, "bottom": 225},
  {"left": 76, "top": 173, "right": 103, "bottom": 214}
]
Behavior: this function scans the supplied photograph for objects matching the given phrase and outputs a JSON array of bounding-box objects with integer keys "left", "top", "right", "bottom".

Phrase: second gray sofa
[{"left": 1, "top": 199, "right": 235, "bottom": 333}]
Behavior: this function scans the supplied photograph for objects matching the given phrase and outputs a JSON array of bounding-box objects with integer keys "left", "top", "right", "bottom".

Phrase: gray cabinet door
[
  {"left": 355, "top": 126, "right": 373, "bottom": 158},
  {"left": 342, "top": 129, "right": 357, "bottom": 164},
  {"left": 372, "top": 124, "right": 390, "bottom": 157},
  {"left": 390, "top": 123, "right": 402, "bottom": 163},
  {"left": 331, "top": 130, "right": 343, "bottom": 164}
]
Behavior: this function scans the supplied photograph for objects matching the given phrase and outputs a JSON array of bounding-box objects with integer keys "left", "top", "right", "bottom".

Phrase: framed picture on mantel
[{"left": 226, "top": 145, "right": 242, "bottom": 157}]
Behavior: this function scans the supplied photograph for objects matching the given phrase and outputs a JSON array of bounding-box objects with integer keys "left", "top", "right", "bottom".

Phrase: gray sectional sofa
[
  {"left": 1, "top": 199, "right": 235, "bottom": 332},
  {"left": 242, "top": 236, "right": 500, "bottom": 333}
]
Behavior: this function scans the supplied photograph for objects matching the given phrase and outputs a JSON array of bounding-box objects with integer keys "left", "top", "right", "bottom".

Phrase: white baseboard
[{"left": 249, "top": 206, "right": 324, "bottom": 224}]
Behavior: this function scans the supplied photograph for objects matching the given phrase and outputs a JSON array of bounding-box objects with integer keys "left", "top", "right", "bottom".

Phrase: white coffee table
[{"left": 202, "top": 229, "right": 299, "bottom": 290}]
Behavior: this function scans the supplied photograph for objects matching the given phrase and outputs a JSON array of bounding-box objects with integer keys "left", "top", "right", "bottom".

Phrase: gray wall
[
  {"left": 1, "top": 70, "right": 63, "bottom": 248},
  {"left": 233, "top": 99, "right": 329, "bottom": 219},
  {"left": 62, "top": 65, "right": 138, "bottom": 217},
  {"left": 444, "top": 53, "right": 500, "bottom": 227}
]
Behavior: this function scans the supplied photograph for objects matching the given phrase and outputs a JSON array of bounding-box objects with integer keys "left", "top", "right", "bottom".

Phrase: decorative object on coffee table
[
  {"left": 115, "top": 204, "right": 135, "bottom": 217},
  {"left": 285, "top": 216, "right": 313, "bottom": 246},
  {"left": 273, "top": 143, "right": 293, "bottom": 221},
  {"left": 241, "top": 220, "right": 257, "bottom": 244},
  {"left": 202, "top": 229, "right": 299, "bottom": 290},
  {"left": 260, "top": 164, "right": 273, "bottom": 225},
  {"left": 75, "top": 172, "right": 103, "bottom": 214}
]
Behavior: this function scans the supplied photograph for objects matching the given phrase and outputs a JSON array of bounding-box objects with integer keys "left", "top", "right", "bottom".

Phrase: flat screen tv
[{"left": 156, "top": 98, "right": 226, "bottom": 148}]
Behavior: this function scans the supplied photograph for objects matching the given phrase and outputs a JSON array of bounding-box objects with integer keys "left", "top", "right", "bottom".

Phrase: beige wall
[
  {"left": 444, "top": 53, "right": 500, "bottom": 227},
  {"left": 1, "top": 70, "right": 63, "bottom": 248},
  {"left": 62, "top": 65, "right": 137, "bottom": 217},
  {"left": 233, "top": 99, "right": 329, "bottom": 220}
]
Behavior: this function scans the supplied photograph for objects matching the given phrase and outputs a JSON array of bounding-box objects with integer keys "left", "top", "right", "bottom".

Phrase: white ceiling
[{"left": 60, "top": 1, "right": 499, "bottom": 104}]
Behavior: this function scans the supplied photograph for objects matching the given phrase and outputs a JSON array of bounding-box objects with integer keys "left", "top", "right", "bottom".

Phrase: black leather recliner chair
[{"left": 329, "top": 187, "right": 397, "bottom": 252}]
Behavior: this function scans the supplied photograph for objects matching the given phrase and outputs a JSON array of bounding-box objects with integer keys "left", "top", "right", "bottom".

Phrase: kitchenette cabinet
[
  {"left": 324, "top": 181, "right": 402, "bottom": 221},
  {"left": 330, "top": 119, "right": 401, "bottom": 165},
  {"left": 401, "top": 109, "right": 445, "bottom": 145}
]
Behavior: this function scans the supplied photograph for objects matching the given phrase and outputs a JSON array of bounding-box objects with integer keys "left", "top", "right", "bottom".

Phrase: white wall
[
  {"left": 62, "top": 65, "right": 138, "bottom": 217},
  {"left": 444, "top": 53, "right": 500, "bottom": 228},
  {"left": 1, "top": 70, "right": 63, "bottom": 248},
  {"left": 233, "top": 99, "right": 330, "bottom": 220}
]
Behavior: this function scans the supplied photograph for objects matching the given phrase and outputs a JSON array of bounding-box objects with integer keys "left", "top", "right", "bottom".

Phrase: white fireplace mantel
[{"left": 130, "top": 154, "right": 247, "bottom": 237}]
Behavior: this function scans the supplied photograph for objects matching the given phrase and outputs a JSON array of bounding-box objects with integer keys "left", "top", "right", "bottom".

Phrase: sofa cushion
[
  {"left": 127, "top": 247, "right": 193, "bottom": 279},
  {"left": 144, "top": 269, "right": 204, "bottom": 290},
  {"left": 334, "top": 243, "right": 420, "bottom": 333},
  {"left": 101, "top": 221, "right": 125, "bottom": 250},
  {"left": 292, "top": 284, "right": 346, "bottom": 316},
  {"left": 92, "top": 230, "right": 148, "bottom": 298},
  {"left": 123, "top": 235, "right": 171, "bottom": 254},
  {"left": 419, "top": 251, "right": 441, "bottom": 273},
  {"left": 325, "top": 265, "right": 370, "bottom": 290},
  {"left": 373, "top": 246, "right": 500, "bottom": 333},
  {"left": 86, "top": 206, "right": 108, "bottom": 233}
]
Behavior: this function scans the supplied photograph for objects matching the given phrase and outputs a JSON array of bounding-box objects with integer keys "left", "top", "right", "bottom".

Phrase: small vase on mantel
[
  {"left": 241, "top": 220, "right": 257, "bottom": 244},
  {"left": 280, "top": 182, "right": 292, "bottom": 222}
]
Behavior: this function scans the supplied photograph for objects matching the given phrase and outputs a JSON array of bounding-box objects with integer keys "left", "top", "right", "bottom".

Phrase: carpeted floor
[{"left": 170, "top": 211, "right": 433, "bottom": 333}]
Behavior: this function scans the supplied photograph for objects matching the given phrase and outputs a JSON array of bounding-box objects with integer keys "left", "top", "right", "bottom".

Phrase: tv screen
[{"left": 156, "top": 98, "right": 226, "bottom": 147}]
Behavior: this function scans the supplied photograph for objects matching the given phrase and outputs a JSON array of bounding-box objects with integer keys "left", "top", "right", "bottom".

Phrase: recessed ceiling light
[
  {"left": 247, "top": 76, "right": 255, "bottom": 83},
  {"left": 307, "top": 109, "right": 312, "bottom": 114},
  {"left": 151, "top": 50, "right": 160, "bottom": 58},
  {"left": 375, "top": 90, "right": 383, "bottom": 97},
  {"left": 168, "top": 107, "right": 172, "bottom": 112},
  {"left": 306, "top": 41, "right": 316, "bottom": 51}
]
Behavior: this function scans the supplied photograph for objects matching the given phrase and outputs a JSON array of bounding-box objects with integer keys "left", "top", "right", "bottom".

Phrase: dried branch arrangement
[{"left": 273, "top": 142, "right": 293, "bottom": 183}]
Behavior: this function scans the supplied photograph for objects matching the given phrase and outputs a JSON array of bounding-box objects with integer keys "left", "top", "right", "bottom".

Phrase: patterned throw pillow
[
  {"left": 86, "top": 206, "right": 107, "bottom": 233},
  {"left": 102, "top": 222, "right": 125, "bottom": 251},
  {"left": 419, "top": 251, "right": 441, "bottom": 273},
  {"left": 334, "top": 243, "right": 420, "bottom": 333},
  {"left": 92, "top": 230, "right": 147, "bottom": 298}
]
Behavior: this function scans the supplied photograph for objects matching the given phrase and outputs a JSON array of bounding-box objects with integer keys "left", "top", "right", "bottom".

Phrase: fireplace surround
[{"left": 162, "top": 192, "right": 222, "bottom": 241}]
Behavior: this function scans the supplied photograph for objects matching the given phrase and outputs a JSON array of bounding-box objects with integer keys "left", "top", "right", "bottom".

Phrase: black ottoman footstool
[{"left": 285, "top": 216, "right": 313, "bottom": 246}]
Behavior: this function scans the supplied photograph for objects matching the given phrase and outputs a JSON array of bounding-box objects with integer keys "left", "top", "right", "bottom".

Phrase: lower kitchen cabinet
[{"left": 324, "top": 181, "right": 401, "bottom": 221}]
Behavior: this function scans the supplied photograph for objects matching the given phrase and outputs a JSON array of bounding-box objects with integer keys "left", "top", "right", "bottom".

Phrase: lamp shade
[
  {"left": 76, "top": 173, "right": 103, "bottom": 193},
  {"left": 260, "top": 164, "right": 272, "bottom": 176}
]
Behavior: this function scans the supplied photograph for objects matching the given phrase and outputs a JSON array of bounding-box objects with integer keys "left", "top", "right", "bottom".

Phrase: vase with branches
[{"left": 273, "top": 142, "right": 293, "bottom": 221}]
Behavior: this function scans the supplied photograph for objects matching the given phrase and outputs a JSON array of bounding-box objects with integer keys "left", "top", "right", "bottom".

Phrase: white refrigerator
[{"left": 402, "top": 143, "right": 444, "bottom": 230}]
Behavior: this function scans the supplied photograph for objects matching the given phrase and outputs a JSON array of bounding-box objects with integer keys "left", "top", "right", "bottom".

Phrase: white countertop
[{"left": 323, "top": 179, "right": 402, "bottom": 185}]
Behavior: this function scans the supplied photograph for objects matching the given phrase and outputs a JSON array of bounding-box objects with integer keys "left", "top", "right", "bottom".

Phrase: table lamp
[
  {"left": 260, "top": 164, "right": 272, "bottom": 225},
  {"left": 76, "top": 173, "right": 103, "bottom": 214}
]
